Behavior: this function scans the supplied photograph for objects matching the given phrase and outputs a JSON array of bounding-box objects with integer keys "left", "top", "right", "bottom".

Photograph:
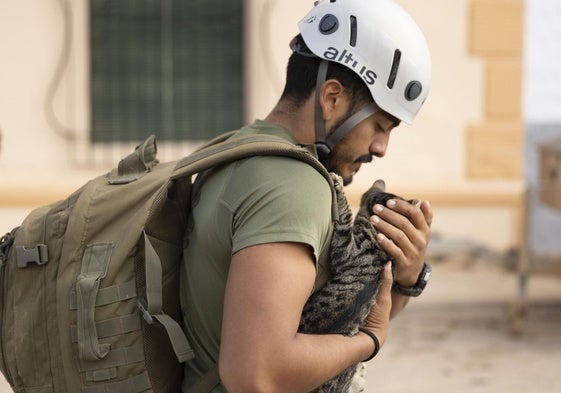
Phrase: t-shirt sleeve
[{"left": 223, "top": 156, "right": 332, "bottom": 263}]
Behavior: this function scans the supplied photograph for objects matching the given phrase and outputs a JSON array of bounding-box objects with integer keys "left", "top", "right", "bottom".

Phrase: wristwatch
[{"left": 392, "top": 262, "right": 432, "bottom": 297}]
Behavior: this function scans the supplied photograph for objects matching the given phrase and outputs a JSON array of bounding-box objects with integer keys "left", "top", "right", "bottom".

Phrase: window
[{"left": 90, "top": 0, "right": 244, "bottom": 142}]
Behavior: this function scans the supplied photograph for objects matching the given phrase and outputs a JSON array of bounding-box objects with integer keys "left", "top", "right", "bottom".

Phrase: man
[{"left": 180, "top": 0, "right": 433, "bottom": 391}]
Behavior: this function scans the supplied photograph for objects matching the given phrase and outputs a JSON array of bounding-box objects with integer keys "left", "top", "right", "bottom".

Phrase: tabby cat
[{"left": 299, "top": 173, "right": 418, "bottom": 393}]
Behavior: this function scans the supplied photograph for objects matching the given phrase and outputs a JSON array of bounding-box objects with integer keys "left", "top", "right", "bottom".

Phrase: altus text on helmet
[{"left": 323, "top": 47, "right": 377, "bottom": 86}]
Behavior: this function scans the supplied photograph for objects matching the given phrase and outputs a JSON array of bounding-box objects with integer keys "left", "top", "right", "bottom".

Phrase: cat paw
[
  {"left": 329, "top": 172, "right": 353, "bottom": 224},
  {"left": 329, "top": 172, "right": 344, "bottom": 191}
]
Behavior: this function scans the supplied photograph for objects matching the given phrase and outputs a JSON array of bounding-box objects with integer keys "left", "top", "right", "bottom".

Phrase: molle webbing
[
  {"left": 69, "top": 280, "right": 137, "bottom": 310},
  {"left": 70, "top": 314, "right": 142, "bottom": 343},
  {"left": 81, "top": 371, "right": 152, "bottom": 393},
  {"left": 77, "top": 344, "right": 145, "bottom": 372},
  {"left": 76, "top": 243, "right": 114, "bottom": 361}
]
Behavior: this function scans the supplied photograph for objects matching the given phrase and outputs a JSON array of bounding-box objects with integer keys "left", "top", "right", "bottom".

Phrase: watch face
[{"left": 419, "top": 265, "right": 432, "bottom": 287}]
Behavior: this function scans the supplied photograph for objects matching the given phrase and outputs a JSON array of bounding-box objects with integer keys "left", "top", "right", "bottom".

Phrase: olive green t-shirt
[{"left": 180, "top": 120, "right": 333, "bottom": 392}]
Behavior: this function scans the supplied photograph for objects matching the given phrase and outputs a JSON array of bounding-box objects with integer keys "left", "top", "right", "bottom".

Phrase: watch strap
[{"left": 392, "top": 262, "right": 432, "bottom": 297}]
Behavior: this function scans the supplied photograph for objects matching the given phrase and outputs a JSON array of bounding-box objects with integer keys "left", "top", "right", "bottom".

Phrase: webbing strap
[
  {"left": 71, "top": 313, "right": 141, "bottom": 343},
  {"left": 76, "top": 243, "right": 114, "bottom": 361},
  {"left": 108, "top": 135, "right": 159, "bottom": 185},
  {"left": 325, "top": 102, "right": 381, "bottom": 149},
  {"left": 77, "top": 344, "right": 145, "bottom": 372},
  {"left": 153, "top": 314, "right": 195, "bottom": 361},
  {"left": 86, "top": 367, "right": 117, "bottom": 382},
  {"left": 143, "top": 232, "right": 162, "bottom": 315},
  {"left": 81, "top": 371, "right": 151, "bottom": 393},
  {"left": 314, "top": 60, "right": 329, "bottom": 148},
  {"left": 185, "top": 367, "right": 220, "bottom": 393},
  {"left": 171, "top": 134, "right": 338, "bottom": 221},
  {"left": 69, "top": 280, "right": 137, "bottom": 310},
  {"left": 140, "top": 232, "right": 195, "bottom": 363}
]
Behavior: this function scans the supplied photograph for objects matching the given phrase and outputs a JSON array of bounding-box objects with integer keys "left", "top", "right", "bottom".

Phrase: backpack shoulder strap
[
  {"left": 179, "top": 132, "right": 338, "bottom": 392},
  {"left": 172, "top": 133, "right": 338, "bottom": 221}
]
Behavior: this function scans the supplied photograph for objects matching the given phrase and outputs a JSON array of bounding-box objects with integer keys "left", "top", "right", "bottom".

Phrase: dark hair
[{"left": 280, "top": 52, "right": 372, "bottom": 112}]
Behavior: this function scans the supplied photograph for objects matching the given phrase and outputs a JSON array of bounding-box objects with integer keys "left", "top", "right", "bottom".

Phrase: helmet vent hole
[
  {"left": 349, "top": 15, "right": 357, "bottom": 47},
  {"left": 387, "top": 49, "right": 401, "bottom": 89}
]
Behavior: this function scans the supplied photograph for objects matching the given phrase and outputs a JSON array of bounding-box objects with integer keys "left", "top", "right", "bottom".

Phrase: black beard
[
  {"left": 321, "top": 146, "right": 372, "bottom": 186},
  {"left": 317, "top": 111, "right": 353, "bottom": 182},
  {"left": 316, "top": 99, "right": 369, "bottom": 185},
  {"left": 321, "top": 150, "right": 352, "bottom": 186}
]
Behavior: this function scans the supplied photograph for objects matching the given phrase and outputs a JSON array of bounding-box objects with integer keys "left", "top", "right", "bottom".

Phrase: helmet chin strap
[
  {"left": 314, "top": 60, "right": 381, "bottom": 161},
  {"left": 314, "top": 61, "right": 330, "bottom": 160}
]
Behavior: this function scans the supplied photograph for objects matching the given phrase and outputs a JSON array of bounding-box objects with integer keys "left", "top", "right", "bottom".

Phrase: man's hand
[
  {"left": 362, "top": 262, "right": 393, "bottom": 346},
  {"left": 369, "top": 199, "right": 433, "bottom": 287}
]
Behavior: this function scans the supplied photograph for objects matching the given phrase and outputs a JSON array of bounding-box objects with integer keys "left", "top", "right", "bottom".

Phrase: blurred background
[{"left": 0, "top": 0, "right": 560, "bottom": 392}]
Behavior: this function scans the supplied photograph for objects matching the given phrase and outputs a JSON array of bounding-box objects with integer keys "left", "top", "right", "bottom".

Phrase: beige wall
[
  {"left": 467, "top": 0, "right": 524, "bottom": 179},
  {"left": 0, "top": 0, "right": 524, "bottom": 250}
]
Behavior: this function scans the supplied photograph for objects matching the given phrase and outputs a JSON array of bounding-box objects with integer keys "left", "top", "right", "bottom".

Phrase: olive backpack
[{"left": 0, "top": 131, "right": 336, "bottom": 393}]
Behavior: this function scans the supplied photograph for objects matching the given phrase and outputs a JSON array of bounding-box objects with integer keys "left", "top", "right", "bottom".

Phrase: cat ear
[
  {"left": 373, "top": 179, "right": 386, "bottom": 192},
  {"left": 409, "top": 199, "right": 422, "bottom": 207}
]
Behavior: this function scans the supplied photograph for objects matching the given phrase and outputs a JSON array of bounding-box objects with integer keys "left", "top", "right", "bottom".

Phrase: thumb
[
  {"left": 363, "top": 262, "right": 393, "bottom": 345},
  {"left": 376, "top": 262, "right": 394, "bottom": 311},
  {"left": 421, "top": 200, "right": 433, "bottom": 226}
]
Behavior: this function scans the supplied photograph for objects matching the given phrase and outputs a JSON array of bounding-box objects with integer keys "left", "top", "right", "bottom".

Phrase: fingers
[
  {"left": 370, "top": 201, "right": 427, "bottom": 258},
  {"left": 376, "top": 262, "right": 394, "bottom": 311},
  {"left": 382, "top": 198, "right": 430, "bottom": 231},
  {"left": 369, "top": 198, "right": 432, "bottom": 286}
]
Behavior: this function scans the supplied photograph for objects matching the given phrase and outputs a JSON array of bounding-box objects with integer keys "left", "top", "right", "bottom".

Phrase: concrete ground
[
  {"left": 0, "top": 255, "right": 559, "bottom": 392},
  {"left": 364, "top": 255, "right": 561, "bottom": 393}
]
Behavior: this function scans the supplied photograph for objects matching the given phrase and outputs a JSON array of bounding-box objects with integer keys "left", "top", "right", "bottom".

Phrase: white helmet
[{"left": 295, "top": 0, "right": 432, "bottom": 125}]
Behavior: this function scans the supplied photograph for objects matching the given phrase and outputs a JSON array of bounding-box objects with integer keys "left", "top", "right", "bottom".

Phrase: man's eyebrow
[{"left": 384, "top": 112, "right": 401, "bottom": 128}]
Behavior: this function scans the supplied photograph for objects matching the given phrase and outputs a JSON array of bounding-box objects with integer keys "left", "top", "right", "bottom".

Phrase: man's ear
[{"left": 319, "top": 79, "right": 348, "bottom": 121}]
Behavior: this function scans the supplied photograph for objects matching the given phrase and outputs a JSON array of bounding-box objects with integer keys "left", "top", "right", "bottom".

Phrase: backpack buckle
[
  {"left": 137, "top": 299, "right": 154, "bottom": 324},
  {"left": 16, "top": 244, "right": 49, "bottom": 268}
]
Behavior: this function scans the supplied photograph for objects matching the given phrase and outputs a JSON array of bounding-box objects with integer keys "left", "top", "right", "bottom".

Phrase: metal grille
[{"left": 90, "top": 0, "right": 244, "bottom": 142}]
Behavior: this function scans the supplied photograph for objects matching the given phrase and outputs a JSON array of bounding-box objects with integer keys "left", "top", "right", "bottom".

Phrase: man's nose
[{"left": 370, "top": 139, "right": 387, "bottom": 158}]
